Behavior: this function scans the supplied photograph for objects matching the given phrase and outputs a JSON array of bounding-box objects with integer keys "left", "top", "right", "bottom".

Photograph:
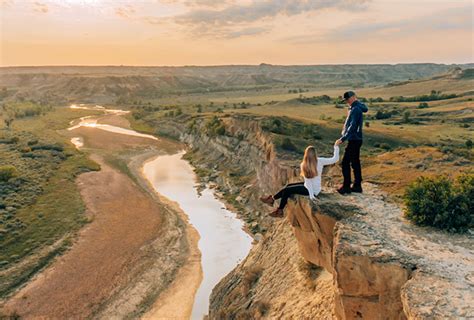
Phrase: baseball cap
[{"left": 340, "top": 91, "right": 356, "bottom": 103}]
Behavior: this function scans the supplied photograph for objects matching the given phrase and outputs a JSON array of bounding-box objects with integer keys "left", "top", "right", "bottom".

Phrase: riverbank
[
  {"left": 130, "top": 151, "right": 203, "bottom": 320},
  {"left": 142, "top": 152, "right": 252, "bottom": 318},
  {"left": 2, "top": 113, "right": 202, "bottom": 318}
]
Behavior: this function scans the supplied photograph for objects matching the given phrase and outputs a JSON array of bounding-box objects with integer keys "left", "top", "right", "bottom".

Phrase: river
[{"left": 68, "top": 106, "right": 252, "bottom": 319}]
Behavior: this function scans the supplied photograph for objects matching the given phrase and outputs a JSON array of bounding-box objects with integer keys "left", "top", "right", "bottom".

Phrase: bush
[
  {"left": 0, "top": 165, "right": 17, "bottom": 182},
  {"left": 205, "top": 116, "right": 226, "bottom": 136},
  {"left": 404, "top": 174, "right": 473, "bottom": 232},
  {"left": 418, "top": 102, "right": 429, "bottom": 109},
  {"left": 403, "top": 111, "right": 411, "bottom": 123},
  {"left": 31, "top": 144, "right": 64, "bottom": 152},
  {"left": 466, "top": 139, "right": 473, "bottom": 149},
  {"left": 279, "top": 137, "right": 298, "bottom": 152},
  {"left": 27, "top": 139, "right": 38, "bottom": 146},
  {"left": 297, "top": 95, "right": 331, "bottom": 105},
  {"left": 375, "top": 110, "right": 392, "bottom": 120}
]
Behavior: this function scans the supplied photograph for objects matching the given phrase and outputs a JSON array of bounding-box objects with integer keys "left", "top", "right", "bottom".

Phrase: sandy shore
[{"left": 2, "top": 116, "right": 203, "bottom": 318}]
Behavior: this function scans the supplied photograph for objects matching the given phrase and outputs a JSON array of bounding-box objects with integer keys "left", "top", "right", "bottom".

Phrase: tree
[{"left": 403, "top": 111, "right": 411, "bottom": 123}]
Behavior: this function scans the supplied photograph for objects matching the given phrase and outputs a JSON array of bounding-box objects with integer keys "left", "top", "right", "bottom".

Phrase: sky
[{"left": 0, "top": 0, "right": 473, "bottom": 66}]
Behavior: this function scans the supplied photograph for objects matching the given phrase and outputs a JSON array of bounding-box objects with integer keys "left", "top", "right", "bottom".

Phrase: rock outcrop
[{"left": 153, "top": 114, "right": 473, "bottom": 319}]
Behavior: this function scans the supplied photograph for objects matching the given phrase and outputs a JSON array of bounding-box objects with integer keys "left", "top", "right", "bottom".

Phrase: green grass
[
  {"left": 0, "top": 106, "right": 100, "bottom": 296},
  {"left": 125, "top": 113, "right": 157, "bottom": 135}
]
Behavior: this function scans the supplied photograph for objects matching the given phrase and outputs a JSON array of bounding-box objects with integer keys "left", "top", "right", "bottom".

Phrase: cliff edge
[
  {"left": 210, "top": 186, "right": 473, "bottom": 319},
  {"left": 290, "top": 186, "right": 473, "bottom": 319},
  {"left": 137, "top": 114, "right": 473, "bottom": 319}
]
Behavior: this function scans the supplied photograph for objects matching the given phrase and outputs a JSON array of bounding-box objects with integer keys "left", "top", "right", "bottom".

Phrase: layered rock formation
[{"left": 151, "top": 114, "right": 473, "bottom": 319}]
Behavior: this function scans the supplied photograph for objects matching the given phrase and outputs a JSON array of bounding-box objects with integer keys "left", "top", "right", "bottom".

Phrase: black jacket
[{"left": 340, "top": 100, "right": 368, "bottom": 142}]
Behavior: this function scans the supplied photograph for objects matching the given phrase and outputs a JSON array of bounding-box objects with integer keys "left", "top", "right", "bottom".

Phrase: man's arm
[{"left": 340, "top": 108, "right": 361, "bottom": 142}]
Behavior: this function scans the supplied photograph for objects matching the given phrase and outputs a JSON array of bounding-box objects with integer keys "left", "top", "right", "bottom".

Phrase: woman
[{"left": 260, "top": 141, "right": 340, "bottom": 217}]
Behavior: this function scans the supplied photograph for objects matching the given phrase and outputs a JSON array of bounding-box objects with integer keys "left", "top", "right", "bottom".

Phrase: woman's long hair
[{"left": 300, "top": 146, "right": 318, "bottom": 178}]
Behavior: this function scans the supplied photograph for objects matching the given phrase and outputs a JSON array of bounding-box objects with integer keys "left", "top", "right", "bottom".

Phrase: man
[{"left": 336, "top": 91, "right": 368, "bottom": 194}]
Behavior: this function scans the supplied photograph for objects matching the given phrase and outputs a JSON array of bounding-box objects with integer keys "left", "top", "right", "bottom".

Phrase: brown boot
[
  {"left": 259, "top": 195, "right": 274, "bottom": 206},
  {"left": 269, "top": 208, "right": 284, "bottom": 218}
]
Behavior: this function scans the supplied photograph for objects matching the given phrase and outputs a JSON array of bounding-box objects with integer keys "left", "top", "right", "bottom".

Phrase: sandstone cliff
[{"left": 152, "top": 114, "right": 473, "bottom": 319}]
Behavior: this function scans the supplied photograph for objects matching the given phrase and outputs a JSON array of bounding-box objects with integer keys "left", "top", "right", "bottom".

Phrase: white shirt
[{"left": 303, "top": 146, "right": 340, "bottom": 200}]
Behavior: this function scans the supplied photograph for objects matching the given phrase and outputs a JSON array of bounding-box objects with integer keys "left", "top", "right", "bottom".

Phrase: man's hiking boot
[
  {"left": 351, "top": 184, "right": 363, "bottom": 193},
  {"left": 259, "top": 195, "right": 274, "bottom": 206},
  {"left": 337, "top": 186, "right": 352, "bottom": 195},
  {"left": 269, "top": 208, "right": 284, "bottom": 218}
]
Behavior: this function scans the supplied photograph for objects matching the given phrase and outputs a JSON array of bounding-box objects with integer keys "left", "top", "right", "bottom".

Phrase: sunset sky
[{"left": 1, "top": 0, "right": 472, "bottom": 66}]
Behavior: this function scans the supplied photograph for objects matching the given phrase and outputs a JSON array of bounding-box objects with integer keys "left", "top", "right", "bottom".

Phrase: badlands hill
[{"left": 1, "top": 63, "right": 472, "bottom": 104}]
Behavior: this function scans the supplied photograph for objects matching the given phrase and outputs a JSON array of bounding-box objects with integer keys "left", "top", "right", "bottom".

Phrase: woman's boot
[
  {"left": 269, "top": 208, "right": 284, "bottom": 218},
  {"left": 259, "top": 195, "right": 274, "bottom": 206}
]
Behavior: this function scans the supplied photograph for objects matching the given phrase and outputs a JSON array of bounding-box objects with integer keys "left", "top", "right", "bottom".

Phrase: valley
[{"left": 0, "top": 64, "right": 472, "bottom": 319}]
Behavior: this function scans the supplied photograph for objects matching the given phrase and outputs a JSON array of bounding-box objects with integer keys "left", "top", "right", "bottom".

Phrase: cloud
[
  {"left": 188, "top": 25, "right": 270, "bottom": 39},
  {"left": 1, "top": 0, "right": 14, "bottom": 8},
  {"left": 113, "top": 0, "right": 371, "bottom": 39},
  {"left": 164, "top": 0, "right": 370, "bottom": 39},
  {"left": 115, "top": 5, "right": 136, "bottom": 19},
  {"left": 284, "top": 6, "right": 473, "bottom": 44},
  {"left": 33, "top": 1, "right": 48, "bottom": 13},
  {"left": 160, "top": 0, "right": 235, "bottom": 8},
  {"left": 174, "top": 0, "right": 370, "bottom": 26},
  {"left": 226, "top": 26, "right": 270, "bottom": 39},
  {"left": 330, "top": 6, "right": 472, "bottom": 40}
]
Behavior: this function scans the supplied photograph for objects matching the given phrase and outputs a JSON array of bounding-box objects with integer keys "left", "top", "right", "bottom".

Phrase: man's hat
[{"left": 340, "top": 91, "right": 356, "bottom": 103}]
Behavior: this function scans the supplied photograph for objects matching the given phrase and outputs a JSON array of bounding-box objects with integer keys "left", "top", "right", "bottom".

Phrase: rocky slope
[{"left": 146, "top": 114, "right": 473, "bottom": 319}]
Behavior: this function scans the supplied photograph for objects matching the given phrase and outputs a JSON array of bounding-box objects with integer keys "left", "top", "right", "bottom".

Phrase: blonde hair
[{"left": 300, "top": 146, "right": 318, "bottom": 178}]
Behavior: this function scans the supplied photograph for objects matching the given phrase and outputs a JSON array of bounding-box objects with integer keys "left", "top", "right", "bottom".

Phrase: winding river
[{"left": 68, "top": 106, "right": 252, "bottom": 319}]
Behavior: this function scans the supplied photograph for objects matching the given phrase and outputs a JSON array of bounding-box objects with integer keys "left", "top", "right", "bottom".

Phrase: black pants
[
  {"left": 342, "top": 140, "right": 363, "bottom": 188},
  {"left": 273, "top": 182, "right": 309, "bottom": 210}
]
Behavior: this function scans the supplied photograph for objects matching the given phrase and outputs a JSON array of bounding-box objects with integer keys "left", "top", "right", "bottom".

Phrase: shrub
[
  {"left": 279, "top": 137, "right": 298, "bottom": 152},
  {"left": 298, "top": 95, "right": 331, "bottom": 105},
  {"left": 379, "top": 143, "right": 391, "bottom": 150},
  {"left": 0, "top": 165, "right": 17, "bottom": 182},
  {"left": 375, "top": 110, "right": 392, "bottom": 120},
  {"left": 205, "top": 116, "right": 226, "bottom": 136},
  {"left": 404, "top": 174, "right": 473, "bottom": 232},
  {"left": 31, "top": 144, "right": 64, "bottom": 152},
  {"left": 27, "top": 139, "right": 38, "bottom": 146},
  {"left": 466, "top": 139, "right": 473, "bottom": 149},
  {"left": 403, "top": 111, "right": 411, "bottom": 123},
  {"left": 418, "top": 102, "right": 429, "bottom": 108}
]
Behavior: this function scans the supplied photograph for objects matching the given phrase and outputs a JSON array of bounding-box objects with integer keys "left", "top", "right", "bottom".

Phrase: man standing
[{"left": 336, "top": 91, "right": 368, "bottom": 194}]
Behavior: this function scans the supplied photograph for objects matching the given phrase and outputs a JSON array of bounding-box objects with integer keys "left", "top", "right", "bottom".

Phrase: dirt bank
[
  {"left": 1, "top": 117, "right": 202, "bottom": 318},
  {"left": 141, "top": 193, "right": 202, "bottom": 320}
]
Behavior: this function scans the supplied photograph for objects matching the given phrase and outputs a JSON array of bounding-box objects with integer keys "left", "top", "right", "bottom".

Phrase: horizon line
[{"left": 1, "top": 62, "right": 473, "bottom": 69}]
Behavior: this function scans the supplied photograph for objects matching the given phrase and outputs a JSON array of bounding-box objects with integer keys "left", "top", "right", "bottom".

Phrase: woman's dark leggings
[{"left": 273, "top": 182, "right": 309, "bottom": 210}]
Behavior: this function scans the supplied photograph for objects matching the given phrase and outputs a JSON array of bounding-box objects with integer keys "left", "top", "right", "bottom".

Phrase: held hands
[{"left": 335, "top": 139, "right": 343, "bottom": 146}]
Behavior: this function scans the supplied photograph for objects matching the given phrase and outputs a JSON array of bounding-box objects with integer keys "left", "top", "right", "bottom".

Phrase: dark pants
[
  {"left": 273, "top": 182, "right": 309, "bottom": 210},
  {"left": 342, "top": 140, "right": 363, "bottom": 188}
]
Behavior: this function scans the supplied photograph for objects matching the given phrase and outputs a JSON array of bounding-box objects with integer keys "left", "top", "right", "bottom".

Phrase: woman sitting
[{"left": 260, "top": 141, "right": 340, "bottom": 217}]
